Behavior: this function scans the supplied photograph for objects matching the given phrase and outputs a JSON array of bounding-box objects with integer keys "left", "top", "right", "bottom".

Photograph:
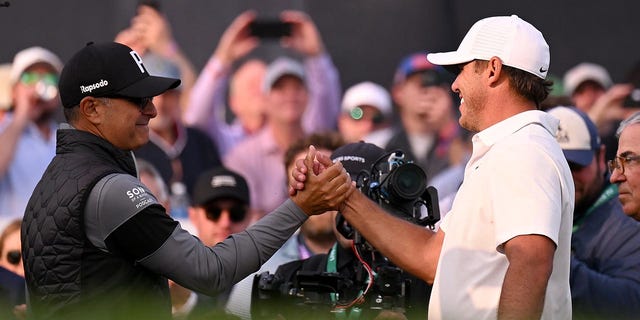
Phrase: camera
[
  {"left": 249, "top": 20, "right": 293, "bottom": 38},
  {"left": 252, "top": 150, "right": 439, "bottom": 319}
]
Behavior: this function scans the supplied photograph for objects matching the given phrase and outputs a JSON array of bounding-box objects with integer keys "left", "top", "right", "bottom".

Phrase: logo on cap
[
  {"left": 211, "top": 175, "right": 237, "bottom": 188},
  {"left": 80, "top": 79, "right": 109, "bottom": 93},
  {"left": 556, "top": 124, "right": 569, "bottom": 144}
]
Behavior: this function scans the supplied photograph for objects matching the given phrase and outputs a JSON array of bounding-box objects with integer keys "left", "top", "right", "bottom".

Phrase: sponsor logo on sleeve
[{"left": 126, "top": 186, "right": 156, "bottom": 209}]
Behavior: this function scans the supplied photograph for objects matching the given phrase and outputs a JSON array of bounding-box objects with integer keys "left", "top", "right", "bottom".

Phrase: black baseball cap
[
  {"left": 330, "top": 142, "right": 387, "bottom": 179},
  {"left": 58, "top": 42, "right": 180, "bottom": 108},
  {"left": 191, "top": 167, "right": 250, "bottom": 206}
]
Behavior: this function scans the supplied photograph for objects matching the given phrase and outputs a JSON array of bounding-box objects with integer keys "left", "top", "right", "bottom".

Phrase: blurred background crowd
[{"left": 2, "top": 1, "right": 640, "bottom": 319}]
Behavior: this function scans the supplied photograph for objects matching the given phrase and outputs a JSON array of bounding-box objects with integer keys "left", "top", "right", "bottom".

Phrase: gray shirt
[{"left": 85, "top": 173, "right": 308, "bottom": 295}]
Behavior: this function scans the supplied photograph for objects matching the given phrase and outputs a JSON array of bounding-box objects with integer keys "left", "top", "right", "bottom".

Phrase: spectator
[
  {"left": 609, "top": 111, "right": 640, "bottom": 220},
  {"left": 115, "top": 3, "right": 197, "bottom": 110},
  {"left": 563, "top": 62, "right": 612, "bottom": 113},
  {"left": 0, "top": 47, "right": 62, "bottom": 229},
  {"left": 223, "top": 57, "right": 313, "bottom": 221},
  {"left": 137, "top": 159, "right": 171, "bottom": 210},
  {"left": 0, "top": 219, "right": 25, "bottom": 320},
  {"left": 184, "top": 10, "right": 341, "bottom": 157},
  {"left": 548, "top": 106, "right": 640, "bottom": 319},
  {"left": 338, "top": 81, "right": 393, "bottom": 143},
  {"left": 132, "top": 54, "right": 222, "bottom": 219},
  {"left": 292, "top": 15, "right": 574, "bottom": 319},
  {"left": 367, "top": 52, "right": 460, "bottom": 181},
  {"left": 21, "top": 41, "right": 351, "bottom": 320}
]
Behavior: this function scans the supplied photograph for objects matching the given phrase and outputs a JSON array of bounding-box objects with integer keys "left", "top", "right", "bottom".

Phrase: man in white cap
[
  {"left": 338, "top": 81, "right": 393, "bottom": 143},
  {"left": 291, "top": 15, "right": 575, "bottom": 319},
  {"left": 548, "top": 106, "right": 640, "bottom": 318},
  {"left": 0, "top": 46, "right": 63, "bottom": 228},
  {"left": 563, "top": 62, "right": 612, "bottom": 113}
]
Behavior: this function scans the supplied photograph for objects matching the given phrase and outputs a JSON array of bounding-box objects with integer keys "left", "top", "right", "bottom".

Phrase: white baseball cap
[
  {"left": 427, "top": 15, "right": 550, "bottom": 79},
  {"left": 563, "top": 62, "right": 612, "bottom": 96},
  {"left": 10, "top": 46, "right": 63, "bottom": 84},
  {"left": 262, "top": 57, "right": 306, "bottom": 93},
  {"left": 547, "top": 106, "right": 600, "bottom": 166},
  {"left": 341, "top": 81, "right": 392, "bottom": 116}
]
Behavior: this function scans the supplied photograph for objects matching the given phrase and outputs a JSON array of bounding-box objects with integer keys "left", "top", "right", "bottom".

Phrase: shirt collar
[{"left": 473, "top": 110, "right": 558, "bottom": 148}]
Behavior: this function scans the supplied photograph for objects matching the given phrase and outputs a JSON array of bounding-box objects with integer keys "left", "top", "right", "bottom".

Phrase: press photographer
[{"left": 252, "top": 142, "right": 440, "bottom": 320}]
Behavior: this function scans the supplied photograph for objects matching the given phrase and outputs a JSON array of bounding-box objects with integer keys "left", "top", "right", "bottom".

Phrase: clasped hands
[{"left": 289, "top": 146, "right": 355, "bottom": 216}]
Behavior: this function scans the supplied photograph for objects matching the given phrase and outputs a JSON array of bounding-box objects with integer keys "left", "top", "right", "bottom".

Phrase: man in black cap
[{"left": 20, "top": 42, "right": 352, "bottom": 320}]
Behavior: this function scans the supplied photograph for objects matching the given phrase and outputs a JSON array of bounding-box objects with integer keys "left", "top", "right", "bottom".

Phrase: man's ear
[
  {"left": 78, "top": 97, "right": 103, "bottom": 125},
  {"left": 487, "top": 56, "right": 504, "bottom": 86}
]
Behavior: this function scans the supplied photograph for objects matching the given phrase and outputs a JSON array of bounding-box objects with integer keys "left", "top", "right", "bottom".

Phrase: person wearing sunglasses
[
  {"left": 21, "top": 42, "right": 352, "bottom": 320},
  {"left": 338, "top": 81, "right": 393, "bottom": 144},
  {"left": 548, "top": 106, "right": 640, "bottom": 318},
  {"left": 610, "top": 111, "right": 640, "bottom": 221},
  {"left": 0, "top": 46, "right": 63, "bottom": 229},
  {"left": 0, "top": 219, "right": 25, "bottom": 319},
  {"left": 189, "top": 166, "right": 251, "bottom": 248}
]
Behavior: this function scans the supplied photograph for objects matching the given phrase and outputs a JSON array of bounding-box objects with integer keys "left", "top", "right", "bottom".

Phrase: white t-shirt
[{"left": 429, "top": 110, "right": 574, "bottom": 320}]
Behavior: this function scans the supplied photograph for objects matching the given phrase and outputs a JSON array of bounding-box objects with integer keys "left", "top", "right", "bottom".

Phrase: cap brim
[
  {"left": 563, "top": 149, "right": 594, "bottom": 167},
  {"left": 426, "top": 51, "right": 474, "bottom": 67},
  {"left": 116, "top": 75, "right": 181, "bottom": 98},
  {"left": 194, "top": 190, "right": 248, "bottom": 206}
]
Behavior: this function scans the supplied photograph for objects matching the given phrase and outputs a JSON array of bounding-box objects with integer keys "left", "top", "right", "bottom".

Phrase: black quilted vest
[{"left": 21, "top": 128, "right": 171, "bottom": 320}]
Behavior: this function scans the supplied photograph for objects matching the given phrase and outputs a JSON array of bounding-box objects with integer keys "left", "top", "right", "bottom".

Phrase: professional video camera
[{"left": 252, "top": 150, "right": 440, "bottom": 320}]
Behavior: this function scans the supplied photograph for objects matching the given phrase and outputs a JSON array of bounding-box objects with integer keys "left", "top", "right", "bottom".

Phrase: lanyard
[
  {"left": 327, "top": 244, "right": 363, "bottom": 320},
  {"left": 572, "top": 184, "right": 618, "bottom": 233}
]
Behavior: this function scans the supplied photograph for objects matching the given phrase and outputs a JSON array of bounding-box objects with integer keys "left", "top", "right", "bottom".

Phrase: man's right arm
[
  {"left": 292, "top": 147, "right": 444, "bottom": 283},
  {"left": 340, "top": 190, "right": 444, "bottom": 283}
]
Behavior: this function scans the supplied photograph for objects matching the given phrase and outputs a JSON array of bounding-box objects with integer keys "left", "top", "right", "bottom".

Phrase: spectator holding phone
[{"left": 184, "top": 10, "right": 341, "bottom": 157}]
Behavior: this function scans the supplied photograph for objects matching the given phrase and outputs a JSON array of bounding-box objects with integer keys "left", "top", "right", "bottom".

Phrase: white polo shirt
[{"left": 429, "top": 110, "right": 574, "bottom": 320}]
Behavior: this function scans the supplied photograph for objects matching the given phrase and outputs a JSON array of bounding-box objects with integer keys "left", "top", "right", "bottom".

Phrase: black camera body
[{"left": 252, "top": 151, "right": 439, "bottom": 319}]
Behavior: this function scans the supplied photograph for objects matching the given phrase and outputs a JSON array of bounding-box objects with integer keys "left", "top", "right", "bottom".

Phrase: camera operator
[{"left": 253, "top": 142, "right": 433, "bottom": 320}]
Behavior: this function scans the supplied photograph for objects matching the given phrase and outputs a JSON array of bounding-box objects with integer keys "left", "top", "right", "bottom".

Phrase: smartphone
[
  {"left": 249, "top": 20, "right": 292, "bottom": 38},
  {"left": 138, "top": 0, "right": 161, "bottom": 12}
]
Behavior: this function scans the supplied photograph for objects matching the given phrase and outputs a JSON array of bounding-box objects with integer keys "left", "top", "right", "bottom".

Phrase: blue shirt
[{"left": 0, "top": 114, "right": 56, "bottom": 226}]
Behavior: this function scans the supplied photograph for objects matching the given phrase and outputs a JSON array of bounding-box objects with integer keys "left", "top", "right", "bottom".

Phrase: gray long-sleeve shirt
[{"left": 86, "top": 173, "right": 308, "bottom": 295}]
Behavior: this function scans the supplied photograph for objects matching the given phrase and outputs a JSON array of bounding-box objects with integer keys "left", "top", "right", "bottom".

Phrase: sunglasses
[
  {"left": 349, "top": 106, "right": 385, "bottom": 124},
  {"left": 102, "top": 96, "right": 153, "bottom": 110},
  {"left": 20, "top": 72, "right": 58, "bottom": 86},
  {"left": 120, "top": 96, "right": 153, "bottom": 110},
  {"left": 6, "top": 250, "right": 21, "bottom": 266},
  {"left": 203, "top": 202, "right": 247, "bottom": 223}
]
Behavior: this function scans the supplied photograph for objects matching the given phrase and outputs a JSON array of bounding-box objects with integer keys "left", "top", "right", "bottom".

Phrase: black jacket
[{"left": 22, "top": 128, "right": 171, "bottom": 320}]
